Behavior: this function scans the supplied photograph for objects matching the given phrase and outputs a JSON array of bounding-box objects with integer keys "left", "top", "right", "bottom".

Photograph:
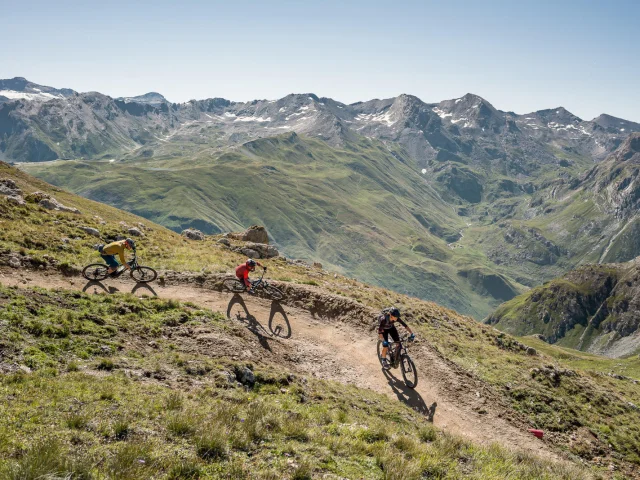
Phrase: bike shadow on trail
[
  {"left": 382, "top": 369, "right": 437, "bottom": 422},
  {"left": 226, "top": 295, "right": 293, "bottom": 350},
  {"left": 131, "top": 282, "right": 158, "bottom": 297},
  {"left": 82, "top": 280, "right": 157, "bottom": 297}
]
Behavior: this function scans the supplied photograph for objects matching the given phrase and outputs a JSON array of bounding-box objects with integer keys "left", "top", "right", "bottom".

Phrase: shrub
[
  {"left": 195, "top": 430, "right": 227, "bottom": 460},
  {"left": 167, "top": 412, "right": 198, "bottom": 437},
  {"left": 167, "top": 459, "right": 202, "bottom": 479},
  {"left": 66, "top": 412, "right": 89, "bottom": 430},
  {"left": 165, "top": 391, "right": 184, "bottom": 411},
  {"left": 96, "top": 358, "right": 115, "bottom": 371}
]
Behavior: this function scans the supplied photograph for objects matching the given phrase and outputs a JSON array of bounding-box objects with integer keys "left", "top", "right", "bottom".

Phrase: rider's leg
[
  {"left": 381, "top": 331, "right": 391, "bottom": 369},
  {"left": 101, "top": 254, "right": 119, "bottom": 274},
  {"left": 389, "top": 326, "right": 400, "bottom": 365},
  {"left": 381, "top": 331, "right": 390, "bottom": 357}
]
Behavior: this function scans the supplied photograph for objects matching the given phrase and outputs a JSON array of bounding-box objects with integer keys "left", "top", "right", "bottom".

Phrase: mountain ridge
[{"left": 9, "top": 77, "right": 640, "bottom": 320}]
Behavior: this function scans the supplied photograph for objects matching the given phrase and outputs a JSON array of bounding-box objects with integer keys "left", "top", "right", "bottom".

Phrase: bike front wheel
[
  {"left": 130, "top": 266, "right": 158, "bottom": 283},
  {"left": 82, "top": 264, "right": 109, "bottom": 281},
  {"left": 222, "top": 278, "right": 246, "bottom": 293},
  {"left": 263, "top": 284, "right": 284, "bottom": 301},
  {"left": 400, "top": 354, "right": 418, "bottom": 389}
]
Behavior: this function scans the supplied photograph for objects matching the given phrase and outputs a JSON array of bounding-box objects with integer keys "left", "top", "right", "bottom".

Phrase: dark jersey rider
[{"left": 378, "top": 307, "right": 414, "bottom": 370}]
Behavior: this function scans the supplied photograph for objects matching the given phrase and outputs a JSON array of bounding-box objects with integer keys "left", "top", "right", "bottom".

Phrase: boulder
[
  {"left": 241, "top": 248, "right": 260, "bottom": 259},
  {"left": 80, "top": 226, "right": 101, "bottom": 237},
  {"left": 313, "top": 262, "right": 323, "bottom": 269},
  {"left": 8, "top": 256, "right": 21, "bottom": 269},
  {"left": 244, "top": 242, "right": 279, "bottom": 259},
  {"left": 182, "top": 228, "right": 205, "bottom": 241},
  {"left": 6, "top": 195, "right": 25, "bottom": 206},
  {"left": 234, "top": 365, "right": 256, "bottom": 388},
  {"left": 127, "top": 227, "right": 144, "bottom": 237},
  {"left": 0, "top": 179, "right": 21, "bottom": 197},
  {"left": 217, "top": 238, "right": 231, "bottom": 247},
  {"left": 25, "top": 191, "right": 49, "bottom": 204},
  {"left": 230, "top": 225, "right": 269, "bottom": 244},
  {"left": 35, "top": 193, "right": 80, "bottom": 214}
]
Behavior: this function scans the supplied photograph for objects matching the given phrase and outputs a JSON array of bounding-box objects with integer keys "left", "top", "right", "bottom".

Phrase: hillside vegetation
[{"left": 1, "top": 165, "right": 640, "bottom": 477}]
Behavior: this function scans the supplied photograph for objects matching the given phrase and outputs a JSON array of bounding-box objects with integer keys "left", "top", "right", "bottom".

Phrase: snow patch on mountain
[{"left": 0, "top": 90, "right": 61, "bottom": 102}]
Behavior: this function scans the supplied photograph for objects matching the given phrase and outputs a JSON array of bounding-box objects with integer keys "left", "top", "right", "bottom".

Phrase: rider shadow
[
  {"left": 382, "top": 369, "right": 437, "bottom": 422},
  {"left": 226, "top": 294, "right": 273, "bottom": 351}
]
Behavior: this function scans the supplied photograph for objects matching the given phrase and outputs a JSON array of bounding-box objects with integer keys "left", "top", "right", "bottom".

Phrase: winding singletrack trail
[{"left": 0, "top": 269, "right": 564, "bottom": 463}]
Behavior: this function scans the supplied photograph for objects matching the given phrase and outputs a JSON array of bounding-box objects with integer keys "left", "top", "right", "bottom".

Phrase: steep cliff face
[
  {"left": 487, "top": 259, "right": 640, "bottom": 357},
  {"left": 587, "top": 133, "right": 640, "bottom": 218}
]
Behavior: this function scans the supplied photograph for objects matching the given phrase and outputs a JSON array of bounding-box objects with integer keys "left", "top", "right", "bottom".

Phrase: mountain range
[{"left": 3, "top": 76, "right": 640, "bottom": 319}]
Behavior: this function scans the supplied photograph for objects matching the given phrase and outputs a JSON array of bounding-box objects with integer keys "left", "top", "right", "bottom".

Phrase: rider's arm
[
  {"left": 377, "top": 316, "right": 386, "bottom": 337},
  {"left": 398, "top": 319, "right": 412, "bottom": 334},
  {"left": 116, "top": 245, "right": 127, "bottom": 266}
]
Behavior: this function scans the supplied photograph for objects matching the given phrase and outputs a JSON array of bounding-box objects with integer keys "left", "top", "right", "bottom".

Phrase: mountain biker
[
  {"left": 378, "top": 307, "right": 414, "bottom": 370},
  {"left": 99, "top": 238, "right": 135, "bottom": 274},
  {"left": 236, "top": 258, "right": 265, "bottom": 293}
]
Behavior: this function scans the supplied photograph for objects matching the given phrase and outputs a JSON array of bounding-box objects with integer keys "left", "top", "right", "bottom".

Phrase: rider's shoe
[{"left": 381, "top": 358, "right": 391, "bottom": 370}]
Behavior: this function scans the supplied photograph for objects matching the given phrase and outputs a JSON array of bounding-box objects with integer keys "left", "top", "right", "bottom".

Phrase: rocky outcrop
[
  {"left": 0, "top": 179, "right": 21, "bottom": 197},
  {"left": 182, "top": 228, "right": 205, "bottom": 241},
  {"left": 487, "top": 260, "right": 640, "bottom": 358},
  {"left": 229, "top": 225, "right": 269, "bottom": 244},
  {"left": 80, "top": 226, "right": 100, "bottom": 237},
  {"left": 6, "top": 195, "right": 25, "bottom": 206},
  {"left": 24, "top": 191, "right": 80, "bottom": 214}
]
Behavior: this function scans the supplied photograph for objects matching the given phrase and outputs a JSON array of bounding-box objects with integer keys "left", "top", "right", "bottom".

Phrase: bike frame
[
  {"left": 250, "top": 268, "right": 267, "bottom": 289},
  {"left": 387, "top": 336, "right": 411, "bottom": 366}
]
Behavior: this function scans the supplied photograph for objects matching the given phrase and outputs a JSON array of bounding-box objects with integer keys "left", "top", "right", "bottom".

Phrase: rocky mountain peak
[
  {"left": 0, "top": 77, "right": 76, "bottom": 103},
  {"left": 118, "top": 92, "right": 168, "bottom": 106},
  {"left": 592, "top": 114, "right": 640, "bottom": 134}
]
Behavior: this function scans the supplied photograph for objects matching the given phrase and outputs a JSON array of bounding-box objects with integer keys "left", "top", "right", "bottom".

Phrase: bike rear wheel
[
  {"left": 222, "top": 278, "right": 246, "bottom": 293},
  {"left": 131, "top": 266, "right": 157, "bottom": 283},
  {"left": 400, "top": 354, "right": 418, "bottom": 389},
  {"left": 263, "top": 284, "right": 284, "bottom": 301},
  {"left": 82, "top": 263, "right": 109, "bottom": 281}
]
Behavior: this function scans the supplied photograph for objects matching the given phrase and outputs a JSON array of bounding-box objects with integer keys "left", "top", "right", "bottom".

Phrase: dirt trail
[{"left": 0, "top": 269, "right": 563, "bottom": 462}]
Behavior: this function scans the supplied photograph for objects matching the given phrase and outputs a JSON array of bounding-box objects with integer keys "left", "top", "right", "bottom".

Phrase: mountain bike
[
  {"left": 222, "top": 268, "right": 284, "bottom": 300},
  {"left": 82, "top": 251, "right": 158, "bottom": 283},
  {"left": 377, "top": 335, "right": 418, "bottom": 389}
]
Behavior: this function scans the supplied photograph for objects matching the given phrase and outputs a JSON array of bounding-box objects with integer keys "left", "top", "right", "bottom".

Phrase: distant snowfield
[{"left": 0, "top": 90, "right": 61, "bottom": 102}]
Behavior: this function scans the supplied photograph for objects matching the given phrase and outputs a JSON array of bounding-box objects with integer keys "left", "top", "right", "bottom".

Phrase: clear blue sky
[{"left": 2, "top": 0, "right": 638, "bottom": 121}]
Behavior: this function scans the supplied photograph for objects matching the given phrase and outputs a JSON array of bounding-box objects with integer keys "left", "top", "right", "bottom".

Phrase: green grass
[{"left": 0, "top": 285, "right": 598, "bottom": 479}]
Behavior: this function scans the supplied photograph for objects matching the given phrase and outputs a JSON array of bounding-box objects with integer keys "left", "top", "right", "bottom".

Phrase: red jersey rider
[{"left": 235, "top": 259, "right": 265, "bottom": 293}]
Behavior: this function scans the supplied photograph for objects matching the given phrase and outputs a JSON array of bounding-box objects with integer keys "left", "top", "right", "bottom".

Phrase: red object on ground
[{"left": 528, "top": 429, "right": 544, "bottom": 439}]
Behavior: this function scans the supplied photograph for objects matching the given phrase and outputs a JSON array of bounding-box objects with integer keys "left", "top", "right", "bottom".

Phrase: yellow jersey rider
[{"left": 100, "top": 238, "right": 135, "bottom": 274}]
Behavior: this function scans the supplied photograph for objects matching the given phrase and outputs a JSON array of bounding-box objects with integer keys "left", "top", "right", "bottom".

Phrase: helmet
[
  {"left": 246, "top": 259, "right": 256, "bottom": 268},
  {"left": 125, "top": 238, "right": 136, "bottom": 249},
  {"left": 388, "top": 307, "right": 401, "bottom": 318}
]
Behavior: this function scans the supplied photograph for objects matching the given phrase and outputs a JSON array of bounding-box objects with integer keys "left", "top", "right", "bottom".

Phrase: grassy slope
[
  {"left": 0, "top": 286, "right": 589, "bottom": 480},
  {"left": 486, "top": 263, "right": 640, "bottom": 356},
  {"left": 21, "top": 135, "right": 520, "bottom": 319},
  {"left": 2, "top": 164, "right": 640, "bottom": 475}
]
